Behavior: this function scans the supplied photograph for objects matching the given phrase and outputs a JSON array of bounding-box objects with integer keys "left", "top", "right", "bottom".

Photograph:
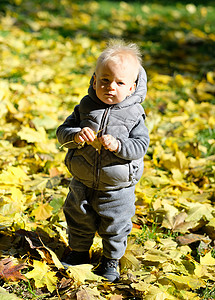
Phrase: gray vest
[{"left": 65, "top": 67, "right": 148, "bottom": 190}]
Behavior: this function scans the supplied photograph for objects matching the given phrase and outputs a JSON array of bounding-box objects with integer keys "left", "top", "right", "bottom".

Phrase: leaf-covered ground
[{"left": 0, "top": 0, "right": 215, "bottom": 299}]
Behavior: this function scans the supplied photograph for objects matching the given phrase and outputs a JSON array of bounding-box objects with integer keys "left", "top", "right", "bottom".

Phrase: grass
[
  {"left": 197, "top": 128, "right": 215, "bottom": 157},
  {"left": 135, "top": 221, "right": 180, "bottom": 244},
  {"left": 200, "top": 285, "right": 215, "bottom": 299}
]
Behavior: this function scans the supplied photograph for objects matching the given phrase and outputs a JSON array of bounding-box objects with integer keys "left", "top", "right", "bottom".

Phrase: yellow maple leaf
[
  {"left": 121, "top": 251, "right": 140, "bottom": 271},
  {"left": 86, "top": 137, "right": 102, "bottom": 153},
  {"left": 18, "top": 126, "right": 47, "bottom": 144},
  {"left": 66, "top": 264, "right": 102, "bottom": 283},
  {"left": 10, "top": 187, "right": 26, "bottom": 205},
  {"left": 144, "top": 285, "right": 172, "bottom": 300},
  {"left": 31, "top": 203, "right": 53, "bottom": 221},
  {"left": 185, "top": 203, "right": 213, "bottom": 223},
  {"left": 200, "top": 251, "right": 215, "bottom": 266},
  {"left": 25, "top": 260, "right": 57, "bottom": 293},
  {"left": 0, "top": 166, "right": 29, "bottom": 185},
  {"left": 171, "top": 168, "right": 183, "bottom": 181},
  {"left": 131, "top": 281, "right": 150, "bottom": 293}
]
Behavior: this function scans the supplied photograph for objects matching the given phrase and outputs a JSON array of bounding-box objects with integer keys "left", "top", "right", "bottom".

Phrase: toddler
[{"left": 56, "top": 40, "right": 149, "bottom": 282}]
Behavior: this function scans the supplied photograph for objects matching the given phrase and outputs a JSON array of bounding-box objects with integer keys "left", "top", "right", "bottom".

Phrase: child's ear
[
  {"left": 130, "top": 82, "right": 136, "bottom": 94},
  {"left": 93, "top": 75, "right": 96, "bottom": 89}
]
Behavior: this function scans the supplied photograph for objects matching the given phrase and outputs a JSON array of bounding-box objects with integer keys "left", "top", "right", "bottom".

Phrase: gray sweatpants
[{"left": 63, "top": 178, "right": 136, "bottom": 259}]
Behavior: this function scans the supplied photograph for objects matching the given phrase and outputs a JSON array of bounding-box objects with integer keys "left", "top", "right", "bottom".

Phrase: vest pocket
[
  {"left": 100, "top": 163, "right": 130, "bottom": 185},
  {"left": 129, "top": 159, "right": 143, "bottom": 183}
]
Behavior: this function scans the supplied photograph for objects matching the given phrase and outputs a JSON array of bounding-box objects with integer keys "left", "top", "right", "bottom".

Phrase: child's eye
[
  {"left": 118, "top": 82, "right": 125, "bottom": 85},
  {"left": 101, "top": 78, "right": 109, "bottom": 83}
]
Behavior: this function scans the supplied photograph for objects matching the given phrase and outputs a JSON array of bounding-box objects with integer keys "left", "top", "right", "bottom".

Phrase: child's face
[{"left": 93, "top": 58, "right": 138, "bottom": 105}]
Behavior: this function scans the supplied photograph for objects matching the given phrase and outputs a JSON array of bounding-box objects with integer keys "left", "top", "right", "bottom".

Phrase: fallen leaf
[
  {"left": 200, "top": 251, "right": 215, "bottom": 266},
  {"left": 110, "top": 295, "right": 123, "bottom": 300},
  {"left": 144, "top": 285, "right": 173, "bottom": 300},
  {"left": 25, "top": 260, "right": 57, "bottom": 293},
  {"left": 185, "top": 203, "right": 214, "bottom": 222},
  {"left": 0, "top": 287, "right": 21, "bottom": 300},
  {"left": 67, "top": 264, "right": 102, "bottom": 283},
  {"left": 163, "top": 273, "right": 205, "bottom": 290},
  {"left": 0, "top": 258, "right": 27, "bottom": 282},
  {"left": 162, "top": 211, "right": 194, "bottom": 233},
  {"left": 131, "top": 281, "right": 150, "bottom": 292},
  {"left": 176, "top": 233, "right": 211, "bottom": 246},
  {"left": 31, "top": 202, "right": 53, "bottom": 221},
  {"left": 76, "top": 288, "right": 91, "bottom": 300}
]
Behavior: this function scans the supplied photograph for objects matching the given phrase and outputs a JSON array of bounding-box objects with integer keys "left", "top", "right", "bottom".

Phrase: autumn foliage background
[{"left": 0, "top": 0, "right": 215, "bottom": 299}]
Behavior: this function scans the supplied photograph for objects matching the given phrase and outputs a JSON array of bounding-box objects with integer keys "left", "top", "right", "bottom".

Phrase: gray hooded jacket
[{"left": 56, "top": 67, "right": 150, "bottom": 191}]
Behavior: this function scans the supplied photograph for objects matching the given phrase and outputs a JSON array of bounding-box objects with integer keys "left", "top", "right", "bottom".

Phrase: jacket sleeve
[
  {"left": 114, "top": 115, "right": 150, "bottom": 160},
  {"left": 56, "top": 105, "right": 82, "bottom": 149}
]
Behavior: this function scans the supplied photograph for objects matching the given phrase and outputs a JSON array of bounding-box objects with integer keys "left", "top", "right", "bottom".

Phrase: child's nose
[{"left": 108, "top": 81, "right": 116, "bottom": 90}]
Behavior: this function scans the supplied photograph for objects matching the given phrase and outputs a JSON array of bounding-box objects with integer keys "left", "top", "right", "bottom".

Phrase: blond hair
[{"left": 95, "top": 40, "right": 142, "bottom": 80}]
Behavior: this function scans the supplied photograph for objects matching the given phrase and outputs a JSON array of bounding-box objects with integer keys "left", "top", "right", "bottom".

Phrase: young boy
[{"left": 56, "top": 40, "right": 149, "bottom": 282}]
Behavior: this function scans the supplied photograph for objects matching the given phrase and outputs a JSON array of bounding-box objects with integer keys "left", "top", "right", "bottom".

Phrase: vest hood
[{"left": 88, "top": 66, "right": 147, "bottom": 109}]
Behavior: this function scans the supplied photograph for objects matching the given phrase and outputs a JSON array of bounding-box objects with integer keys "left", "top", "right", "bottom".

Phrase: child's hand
[
  {"left": 99, "top": 134, "right": 119, "bottom": 152},
  {"left": 74, "top": 127, "right": 96, "bottom": 143}
]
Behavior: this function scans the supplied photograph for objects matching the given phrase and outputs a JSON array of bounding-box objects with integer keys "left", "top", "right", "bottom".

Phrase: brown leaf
[
  {"left": 162, "top": 211, "right": 195, "bottom": 233},
  {"left": 58, "top": 277, "right": 72, "bottom": 289},
  {"left": 110, "top": 295, "right": 123, "bottom": 300},
  {"left": 76, "top": 289, "right": 91, "bottom": 300},
  {"left": 176, "top": 233, "right": 211, "bottom": 245},
  {"left": 0, "top": 258, "right": 27, "bottom": 281}
]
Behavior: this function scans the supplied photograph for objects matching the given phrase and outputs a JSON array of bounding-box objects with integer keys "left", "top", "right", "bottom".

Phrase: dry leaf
[
  {"left": 0, "top": 258, "right": 27, "bottom": 282},
  {"left": 76, "top": 289, "right": 91, "bottom": 300},
  {"left": 110, "top": 295, "right": 123, "bottom": 300},
  {"left": 0, "top": 287, "right": 21, "bottom": 300},
  {"left": 176, "top": 233, "right": 211, "bottom": 245}
]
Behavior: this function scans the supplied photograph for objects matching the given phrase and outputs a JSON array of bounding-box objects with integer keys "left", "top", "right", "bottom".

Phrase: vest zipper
[{"left": 93, "top": 107, "right": 110, "bottom": 189}]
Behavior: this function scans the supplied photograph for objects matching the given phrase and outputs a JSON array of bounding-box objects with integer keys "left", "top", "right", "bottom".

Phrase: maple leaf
[
  {"left": 163, "top": 273, "right": 206, "bottom": 290},
  {"left": 121, "top": 243, "right": 142, "bottom": 271},
  {"left": 144, "top": 286, "right": 173, "bottom": 300},
  {"left": 76, "top": 288, "right": 91, "bottom": 300},
  {"left": 0, "top": 258, "right": 27, "bottom": 282},
  {"left": 86, "top": 137, "right": 102, "bottom": 153},
  {"left": 176, "top": 233, "right": 211, "bottom": 246},
  {"left": 200, "top": 251, "right": 215, "bottom": 266},
  {"left": 0, "top": 287, "right": 20, "bottom": 300},
  {"left": 66, "top": 264, "right": 102, "bottom": 283},
  {"left": 162, "top": 211, "right": 195, "bottom": 233},
  {"left": 25, "top": 260, "right": 57, "bottom": 293},
  {"left": 31, "top": 202, "right": 53, "bottom": 221}
]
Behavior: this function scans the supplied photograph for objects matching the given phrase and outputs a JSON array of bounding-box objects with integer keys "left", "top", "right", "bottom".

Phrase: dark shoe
[
  {"left": 61, "top": 250, "right": 90, "bottom": 266},
  {"left": 92, "top": 256, "right": 120, "bottom": 282}
]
